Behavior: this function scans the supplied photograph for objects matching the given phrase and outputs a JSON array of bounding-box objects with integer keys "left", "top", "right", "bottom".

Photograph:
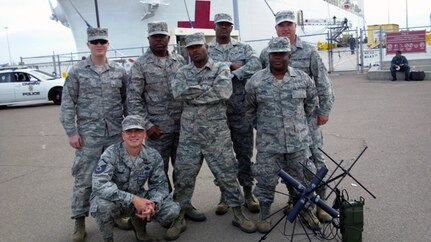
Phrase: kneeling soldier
[{"left": 90, "top": 115, "right": 180, "bottom": 242}]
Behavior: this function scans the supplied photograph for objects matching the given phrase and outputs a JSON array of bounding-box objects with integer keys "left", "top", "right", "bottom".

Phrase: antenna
[
  {"left": 183, "top": 0, "right": 193, "bottom": 28},
  {"left": 67, "top": 0, "right": 92, "bottom": 28},
  {"left": 264, "top": 0, "right": 276, "bottom": 16}
]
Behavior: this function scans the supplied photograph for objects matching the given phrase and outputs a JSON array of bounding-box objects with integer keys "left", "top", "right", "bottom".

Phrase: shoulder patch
[{"left": 94, "top": 162, "right": 107, "bottom": 174}]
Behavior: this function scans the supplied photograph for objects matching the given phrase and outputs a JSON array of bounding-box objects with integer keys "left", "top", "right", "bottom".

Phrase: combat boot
[
  {"left": 300, "top": 209, "right": 321, "bottom": 231},
  {"left": 72, "top": 217, "right": 86, "bottom": 242},
  {"left": 316, "top": 190, "right": 332, "bottom": 222},
  {"left": 231, "top": 206, "right": 257, "bottom": 233},
  {"left": 184, "top": 205, "right": 206, "bottom": 222},
  {"left": 283, "top": 185, "right": 296, "bottom": 214},
  {"left": 129, "top": 216, "right": 152, "bottom": 242},
  {"left": 215, "top": 194, "right": 229, "bottom": 215},
  {"left": 243, "top": 186, "right": 259, "bottom": 213},
  {"left": 165, "top": 210, "right": 186, "bottom": 241},
  {"left": 114, "top": 216, "right": 131, "bottom": 230},
  {"left": 256, "top": 203, "right": 272, "bottom": 234}
]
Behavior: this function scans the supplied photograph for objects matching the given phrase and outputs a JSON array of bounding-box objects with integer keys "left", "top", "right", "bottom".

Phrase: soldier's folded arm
[{"left": 189, "top": 68, "right": 233, "bottom": 105}]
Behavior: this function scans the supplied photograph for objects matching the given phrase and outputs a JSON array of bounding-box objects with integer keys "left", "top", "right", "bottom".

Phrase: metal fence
[{"left": 18, "top": 24, "right": 430, "bottom": 77}]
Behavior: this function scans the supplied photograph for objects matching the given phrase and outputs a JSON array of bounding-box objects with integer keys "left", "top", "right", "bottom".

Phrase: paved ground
[{"left": 1, "top": 72, "right": 430, "bottom": 242}]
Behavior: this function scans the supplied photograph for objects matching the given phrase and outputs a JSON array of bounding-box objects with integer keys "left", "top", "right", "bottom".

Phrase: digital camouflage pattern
[
  {"left": 60, "top": 58, "right": 128, "bottom": 137},
  {"left": 128, "top": 48, "right": 185, "bottom": 191},
  {"left": 214, "top": 13, "right": 233, "bottom": 24},
  {"left": 171, "top": 58, "right": 244, "bottom": 208},
  {"left": 128, "top": 49, "right": 185, "bottom": 133},
  {"left": 147, "top": 21, "right": 169, "bottom": 36},
  {"left": 244, "top": 66, "right": 317, "bottom": 153},
  {"left": 208, "top": 37, "right": 261, "bottom": 187},
  {"left": 244, "top": 66, "right": 318, "bottom": 206},
  {"left": 87, "top": 27, "right": 108, "bottom": 41},
  {"left": 90, "top": 142, "right": 179, "bottom": 240},
  {"left": 60, "top": 58, "right": 128, "bottom": 219},
  {"left": 260, "top": 36, "right": 334, "bottom": 170},
  {"left": 185, "top": 32, "right": 206, "bottom": 47}
]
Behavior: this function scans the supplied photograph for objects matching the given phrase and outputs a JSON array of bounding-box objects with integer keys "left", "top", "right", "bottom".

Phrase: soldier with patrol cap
[
  {"left": 60, "top": 27, "right": 128, "bottom": 242},
  {"left": 260, "top": 10, "right": 335, "bottom": 223},
  {"left": 165, "top": 32, "right": 257, "bottom": 240},
  {"left": 245, "top": 37, "right": 320, "bottom": 233},
  {"left": 207, "top": 13, "right": 261, "bottom": 215},
  {"left": 90, "top": 115, "right": 180, "bottom": 242}
]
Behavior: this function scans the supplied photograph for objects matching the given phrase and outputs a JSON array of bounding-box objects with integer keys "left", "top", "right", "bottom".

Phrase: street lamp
[
  {"left": 405, "top": 0, "right": 408, "bottom": 30},
  {"left": 4, "top": 27, "right": 13, "bottom": 65}
]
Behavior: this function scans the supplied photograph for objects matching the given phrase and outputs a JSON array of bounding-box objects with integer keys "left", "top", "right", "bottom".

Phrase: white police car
[{"left": 0, "top": 66, "right": 64, "bottom": 106}]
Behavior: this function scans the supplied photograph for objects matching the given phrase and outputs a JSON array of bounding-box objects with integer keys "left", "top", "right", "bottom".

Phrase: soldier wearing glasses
[{"left": 60, "top": 27, "right": 128, "bottom": 242}]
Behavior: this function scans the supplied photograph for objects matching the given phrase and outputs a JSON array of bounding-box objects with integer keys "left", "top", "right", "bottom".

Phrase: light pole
[
  {"left": 4, "top": 27, "right": 12, "bottom": 65},
  {"left": 405, "top": 0, "right": 408, "bottom": 30}
]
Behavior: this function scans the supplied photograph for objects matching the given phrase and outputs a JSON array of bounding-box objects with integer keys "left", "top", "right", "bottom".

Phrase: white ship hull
[{"left": 51, "top": 0, "right": 365, "bottom": 56}]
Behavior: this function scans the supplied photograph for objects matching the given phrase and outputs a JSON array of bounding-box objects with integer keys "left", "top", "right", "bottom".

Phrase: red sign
[{"left": 386, "top": 30, "right": 427, "bottom": 54}]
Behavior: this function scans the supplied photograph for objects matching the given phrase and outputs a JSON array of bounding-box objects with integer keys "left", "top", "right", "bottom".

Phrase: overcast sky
[{"left": 1, "top": 0, "right": 430, "bottom": 65}]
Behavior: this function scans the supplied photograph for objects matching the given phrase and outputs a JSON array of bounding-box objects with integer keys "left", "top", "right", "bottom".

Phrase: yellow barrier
[
  {"left": 317, "top": 41, "right": 338, "bottom": 50},
  {"left": 427, "top": 32, "right": 431, "bottom": 45}
]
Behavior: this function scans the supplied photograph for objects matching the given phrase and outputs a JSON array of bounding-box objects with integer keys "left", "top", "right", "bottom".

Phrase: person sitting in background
[{"left": 390, "top": 50, "right": 410, "bottom": 81}]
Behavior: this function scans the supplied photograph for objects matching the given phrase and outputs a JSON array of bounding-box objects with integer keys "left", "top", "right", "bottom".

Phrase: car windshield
[{"left": 27, "top": 69, "right": 58, "bottom": 80}]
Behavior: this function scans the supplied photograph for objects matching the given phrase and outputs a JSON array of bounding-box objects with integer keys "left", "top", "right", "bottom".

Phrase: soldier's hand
[
  {"left": 147, "top": 126, "right": 162, "bottom": 140},
  {"left": 230, "top": 62, "right": 242, "bottom": 71},
  {"left": 68, "top": 134, "right": 82, "bottom": 149},
  {"left": 317, "top": 115, "right": 329, "bottom": 126},
  {"left": 132, "top": 196, "right": 156, "bottom": 221}
]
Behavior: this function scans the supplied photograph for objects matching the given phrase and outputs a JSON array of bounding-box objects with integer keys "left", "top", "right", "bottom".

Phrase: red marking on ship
[{"left": 177, "top": 0, "right": 214, "bottom": 29}]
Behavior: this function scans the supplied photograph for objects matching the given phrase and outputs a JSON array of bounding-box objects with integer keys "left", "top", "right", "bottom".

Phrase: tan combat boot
[
  {"left": 114, "top": 216, "right": 131, "bottom": 230},
  {"left": 317, "top": 189, "right": 332, "bottom": 222},
  {"left": 231, "top": 206, "right": 257, "bottom": 233},
  {"left": 184, "top": 205, "right": 206, "bottom": 222},
  {"left": 243, "top": 186, "right": 260, "bottom": 213},
  {"left": 215, "top": 194, "right": 229, "bottom": 215},
  {"left": 256, "top": 203, "right": 272, "bottom": 234},
  {"left": 165, "top": 210, "right": 186, "bottom": 241},
  {"left": 300, "top": 209, "right": 321, "bottom": 231},
  {"left": 72, "top": 217, "right": 86, "bottom": 242},
  {"left": 130, "top": 216, "right": 152, "bottom": 242}
]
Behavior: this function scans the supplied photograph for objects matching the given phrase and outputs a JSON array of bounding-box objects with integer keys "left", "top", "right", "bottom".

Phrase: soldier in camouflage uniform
[
  {"left": 90, "top": 115, "right": 180, "bottom": 242},
  {"left": 128, "top": 21, "right": 205, "bottom": 223},
  {"left": 260, "top": 10, "right": 335, "bottom": 222},
  {"left": 165, "top": 32, "right": 257, "bottom": 241},
  {"left": 245, "top": 37, "right": 321, "bottom": 233},
  {"left": 59, "top": 28, "right": 128, "bottom": 242},
  {"left": 207, "top": 13, "right": 261, "bottom": 215}
]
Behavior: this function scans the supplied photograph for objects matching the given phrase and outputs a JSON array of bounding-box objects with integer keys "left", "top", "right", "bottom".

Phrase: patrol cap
[
  {"left": 214, "top": 13, "right": 233, "bottom": 24},
  {"left": 267, "top": 37, "right": 291, "bottom": 53},
  {"left": 185, "top": 32, "right": 206, "bottom": 48},
  {"left": 87, "top": 27, "right": 109, "bottom": 41},
  {"left": 122, "top": 115, "right": 146, "bottom": 131},
  {"left": 275, "top": 10, "right": 297, "bottom": 25},
  {"left": 148, "top": 21, "right": 169, "bottom": 36}
]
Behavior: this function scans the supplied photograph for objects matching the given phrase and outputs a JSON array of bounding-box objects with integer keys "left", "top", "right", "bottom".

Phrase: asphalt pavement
[{"left": 0, "top": 72, "right": 430, "bottom": 242}]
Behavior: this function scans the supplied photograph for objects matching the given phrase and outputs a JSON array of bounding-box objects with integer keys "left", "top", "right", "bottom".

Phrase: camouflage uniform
[
  {"left": 244, "top": 64, "right": 318, "bottom": 205},
  {"left": 128, "top": 35, "right": 185, "bottom": 190},
  {"left": 260, "top": 36, "right": 334, "bottom": 172},
  {"left": 171, "top": 57, "right": 244, "bottom": 208},
  {"left": 90, "top": 142, "right": 180, "bottom": 240},
  {"left": 60, "top": 57, "right": 128, "bottom": 219},
  {"left": 208, "top": 37, "right": 261, "bottom": 187}
]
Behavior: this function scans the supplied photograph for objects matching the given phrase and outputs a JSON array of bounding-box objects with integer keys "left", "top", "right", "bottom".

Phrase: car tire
[{"left": 51, "top": 87, "right": 62, "bottom": 105}]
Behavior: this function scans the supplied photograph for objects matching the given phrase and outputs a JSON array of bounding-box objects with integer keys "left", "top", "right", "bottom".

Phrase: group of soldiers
[{"left": 60, "top": 9, "right": 334, "bottom": 242}]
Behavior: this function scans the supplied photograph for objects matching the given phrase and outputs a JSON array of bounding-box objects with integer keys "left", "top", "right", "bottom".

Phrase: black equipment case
[{"left": 410, "top": 71, "right": 425, "bottom": 81}]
